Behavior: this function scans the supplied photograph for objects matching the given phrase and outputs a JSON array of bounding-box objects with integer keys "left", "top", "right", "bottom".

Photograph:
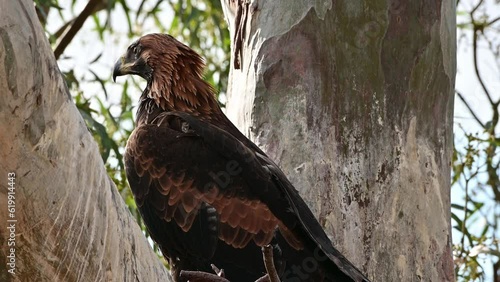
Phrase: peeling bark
[
  {"left": 222, "top": 0, "right": 456, "bottom": 281},
  {"left": 0, "top": 1, "right": 171, "bottom": 281}
]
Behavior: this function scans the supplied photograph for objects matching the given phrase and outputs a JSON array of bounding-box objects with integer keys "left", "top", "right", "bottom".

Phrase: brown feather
[{"left": 137, "top": 34, "right": 220, "bottom": 120}]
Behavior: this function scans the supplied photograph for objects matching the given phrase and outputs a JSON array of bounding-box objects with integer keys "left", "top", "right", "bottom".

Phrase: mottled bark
[
  {"left": 222, "top": 1, "right": 456, "bottom": 281},
  {"left": 0, "top": 1, "right": 171, "bottom": 281}
]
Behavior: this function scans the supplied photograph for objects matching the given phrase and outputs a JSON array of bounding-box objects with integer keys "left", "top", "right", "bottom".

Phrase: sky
[{"left": 43, "top": 0, "right": 500, "bottom": 280}]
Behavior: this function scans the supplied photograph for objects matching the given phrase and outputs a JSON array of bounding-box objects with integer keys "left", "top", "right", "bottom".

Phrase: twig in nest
[
  {"left": 211, "top": 264, "right": 225, "bottom": 277},
  {"left": 179, "top": 270, "right": 230, "bottom": 282},
  {"left": 262, "top": 245, "right": 281, "bottom": 282}
]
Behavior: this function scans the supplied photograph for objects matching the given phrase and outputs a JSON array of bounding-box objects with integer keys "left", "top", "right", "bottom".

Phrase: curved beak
[
  {"left": 113, "top": 56, "right": 126, "bottom": 82},
  {"left": 112, "top": 53, "right": 151, "bottom": 82}
]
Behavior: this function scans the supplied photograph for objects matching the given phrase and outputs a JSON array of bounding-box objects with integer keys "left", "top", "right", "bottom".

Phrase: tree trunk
[
  {"left": 221, "top": 1, "right": 456, "bottom": 281},
  {"left": 0, "top": 1, "right": 171, "bottom": 281}
]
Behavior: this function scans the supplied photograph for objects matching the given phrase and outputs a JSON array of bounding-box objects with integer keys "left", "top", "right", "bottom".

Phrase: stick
[{"left": 262, "top": 245, "right": 281, "bottom": 282}]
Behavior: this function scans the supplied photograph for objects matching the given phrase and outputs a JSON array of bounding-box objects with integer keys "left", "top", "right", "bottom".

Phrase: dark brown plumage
[{"left": 113, "top": 33, "right": 370, "bottom": 282}]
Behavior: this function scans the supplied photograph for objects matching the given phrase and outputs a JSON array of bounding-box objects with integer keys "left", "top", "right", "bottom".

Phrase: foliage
[
  {"left": 34, "top": 0, "right": 230, "bottom": 262},
  {"left": 453, "top": 0, "right": 500, "bottom": 280}
]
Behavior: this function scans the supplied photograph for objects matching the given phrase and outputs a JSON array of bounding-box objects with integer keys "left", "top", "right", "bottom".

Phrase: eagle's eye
[{"left": 132, "top": 46, "right": 140, "bottom": 58}]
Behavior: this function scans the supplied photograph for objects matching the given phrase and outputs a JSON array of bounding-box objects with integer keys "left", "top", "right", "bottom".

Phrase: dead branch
[
  {"left": 177, "top": 245, "right": 281, "bottom": 282},
  {"left": 262, "top": 245, "right": 281, "bottom": 282},
  {"left": 179, "top": 270, "right": 230, "bottom": 282}
]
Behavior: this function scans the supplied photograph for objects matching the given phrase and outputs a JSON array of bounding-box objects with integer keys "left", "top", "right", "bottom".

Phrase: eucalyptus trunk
[
  {"left": 221, "top": 1, "right": 456, "bottom": 281},
  {"left": 0, "top": 1, "right": 171, "bottom": 281}
]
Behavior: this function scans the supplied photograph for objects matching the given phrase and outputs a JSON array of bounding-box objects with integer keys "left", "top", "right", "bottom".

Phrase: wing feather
[{"left": 125, "top": 113, "right": 297, "bottom": 251}]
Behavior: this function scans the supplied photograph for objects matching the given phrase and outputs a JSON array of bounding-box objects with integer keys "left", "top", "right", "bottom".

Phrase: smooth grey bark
[
  {"left": 0, "top": 1, "right": 171, "bottom": 281},
  {"left": 222, "top": 1, "right": 456, "bottom": 281}
]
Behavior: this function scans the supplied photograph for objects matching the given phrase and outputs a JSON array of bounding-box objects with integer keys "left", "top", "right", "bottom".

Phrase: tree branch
[
  {"left": 211, "top": 264, "right": 225, "bottom": 277},
  {"left": 179, "top": 270, "right": 230, "bottom": 282},
  {"left": 455, "top": 90, "right": 486, "bottom": 128},
  {"left": 177, "top": 246, "right": 281, "bottom": 282},
  {"left": 487, "top": 16, "right": 500, "bottom": 26},
  {"left": 471, "top": 20, "right": 496, "bottom": 105},
  {"left": 53, "top": 0, "right": 104, "bottom": 59},
  {"left": 255, "top": 275, "right": 271, "bottom": 282},
  {"left": 471, "top": 0, "right": 484, "bottom": 15},
  {"left": 262, "top": 245, "right": 281, "bottom": 282}
]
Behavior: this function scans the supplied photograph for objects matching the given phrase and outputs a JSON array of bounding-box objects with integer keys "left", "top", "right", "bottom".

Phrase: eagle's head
[
  {"left": 113, "top": 33, "right": 205, "bottom": 82},
  {"left": 112, "top": 35, "right": 151, "bottom": 82},
  {"left": 113, "top": 33, "right": 216, "bottom": 113}
]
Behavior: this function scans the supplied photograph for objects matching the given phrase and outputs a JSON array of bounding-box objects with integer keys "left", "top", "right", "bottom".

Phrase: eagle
[{"left": 113, "top": 33, "right": 369, "bottom": 282}]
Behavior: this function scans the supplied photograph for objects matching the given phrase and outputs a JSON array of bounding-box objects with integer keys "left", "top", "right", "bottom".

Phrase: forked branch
[{"left": 178, "top": 245, "right": 280, "bottom": 282}]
